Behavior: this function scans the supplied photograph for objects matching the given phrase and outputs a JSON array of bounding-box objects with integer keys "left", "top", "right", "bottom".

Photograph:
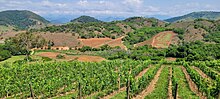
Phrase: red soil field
[
  {"left": 79, "top": 38, "right": 112, "bottom": 47},
  {"left": 79, "top": 37, "right": 127, "bottom": 50},
  {"left": 37, "top": 52, "right": 106, "bottom": 62},
  {"left": 36, "top": 33, "right": 80, "bottom": 47}
]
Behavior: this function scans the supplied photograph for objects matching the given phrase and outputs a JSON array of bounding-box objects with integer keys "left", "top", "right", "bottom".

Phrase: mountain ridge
[
  {"left": 70, "top": 15, "right": 103, "bottom": 23},
  {"left": 0, "top": 10, "right": 49, "bottom": 30},
  {"left": 165, "top": 11, "right": 220, "bottom": 23}
]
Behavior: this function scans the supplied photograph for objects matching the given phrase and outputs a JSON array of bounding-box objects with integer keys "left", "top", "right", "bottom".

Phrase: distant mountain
[
  {"left": 49, "top": 18, "right": 70, "bottom": 24},
  {"left": 44, "top": 15, "right": 169, "bottom": 24},
  {"left": 43, "top": 14, "right": 74, "bottom": 24},
  {"left": 123, "top": 17, "right": 164, "bottom": 23},
  {"left": 165, "top": 11, "right": 220, "bottom": 23},
  {"left": 70, "top": 15, "right": 102, "bottom": 23},
  {"left": 0, "top": 10, "right": 49, "bottom": 29},
  {"left": 97, "top": 16, "right": 126, "bottom": 22},
  {"left": 146, "top": 15, "right": 171, "bottom": 20}
]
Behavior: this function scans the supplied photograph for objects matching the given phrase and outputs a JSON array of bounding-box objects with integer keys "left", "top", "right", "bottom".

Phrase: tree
[
  {"left": 79, "top": 46, "right": 92, "bottom": 52},
  {"left": 5, "top": 32, "right": 46, "bottom": 60},
  {"left": 100, "top": 44, "right": 111, "bottom": 51}
]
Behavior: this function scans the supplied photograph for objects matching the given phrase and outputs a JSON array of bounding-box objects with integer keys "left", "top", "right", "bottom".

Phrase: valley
[{"left": 0, "top": 10, "right": 220, "bottom": 99}]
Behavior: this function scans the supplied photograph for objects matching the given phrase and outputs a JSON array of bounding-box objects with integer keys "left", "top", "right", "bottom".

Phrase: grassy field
[
  {"left": 0, "top": 55, "right": 45, "bottom": 65},
  {"left": 0, "top": 55, "right": 26, "bottom": 64},
  {"left": 111, "top": 92, "right": 126, "bottom": 99}
]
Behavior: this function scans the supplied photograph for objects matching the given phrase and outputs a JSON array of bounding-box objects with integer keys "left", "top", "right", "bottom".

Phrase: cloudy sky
[{"left": 0, "top": 0, "right": 220, "bottom": 19}]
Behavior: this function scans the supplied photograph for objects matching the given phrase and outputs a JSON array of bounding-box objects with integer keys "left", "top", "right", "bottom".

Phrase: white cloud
[
  {"left": 41, "top": 0, "right": 67, "bottom": 8},
  {"left": 0, "top": 0, "right": 219, "bottom": 18},
  {"left": 161, "top": 2, "right": 220, "bottom": 16},
  {"left": 77, "top": 0, "right": 88, "bottom": 6},
  {"left": 123, "top": 0, "right": 143, "bottom": 5}
]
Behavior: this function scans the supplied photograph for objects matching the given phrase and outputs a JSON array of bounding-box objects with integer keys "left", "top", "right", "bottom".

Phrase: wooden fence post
[
  {"left": 126, "top": 78, "right": 130, "bottom": 99},
  {"left": 78, "top": 82, "right": 82, "bottom": 99},
  {"left": 126, "top": 67, "right": 132, "bottom": 99},
  {"left": 29, "top": 83, "right": 35, "bottom": 99},
  {"left": 174, "top": 83, "right": 178, "bottom": 99}
]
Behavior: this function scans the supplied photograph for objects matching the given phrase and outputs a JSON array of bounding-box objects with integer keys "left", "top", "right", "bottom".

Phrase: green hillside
[
  {"left": 70, "top": 15, "right": 102, "bottom": 23},
  {"left": 0, "top": 10, "right": 49, "bottom": 30},
  {"left": 35, "top": 17, "right": 166, "bottom": 39},
  {"left": 165, "top": 11, "right": 220, "bottom": 23}
]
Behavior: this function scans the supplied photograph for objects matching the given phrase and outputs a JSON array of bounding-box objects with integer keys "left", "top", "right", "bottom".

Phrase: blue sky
[{"left": 0, "top": 0, "right": 219, "bottom": 18}]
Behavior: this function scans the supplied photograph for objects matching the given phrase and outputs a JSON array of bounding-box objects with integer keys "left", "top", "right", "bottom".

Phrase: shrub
[
  {"left": 42, "top": 57, "right": 52, "bottom": 61},
  {"left": 79, "top": 46, "right": 92, "bottom": 52},
  {"left": 56, "top": 54, "right": 65, "bottom": 59}
]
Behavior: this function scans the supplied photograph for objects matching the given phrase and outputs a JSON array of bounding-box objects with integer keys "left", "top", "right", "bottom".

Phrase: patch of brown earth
[
  {"left": 37, "top": 52, "right": 106, "bottom": 62},
  {"left": 36, "top": 32, "right": 80, "bottom": 48},
  {"left": 151, "top": 31, "right": 177, "bottom": 48},
  {"left": 134, "top": 38, "right": 153, "bottom": 47},
  {"left": 0, "top": 31, "right": 24, "bottom": 43},
  {"left": 72, "top": 55, "right": 106, "bottom": 62},
  {"left": 134, "top": 65, "right": 165, "bottom": 99},
  {"left": 80, "top": 37, "right": 127, "bottom": 50},
  {"left": 135, "top": 65, "right": 152, "bottom": 79},
  {"left": 37, "top": 52, "right": 61, "bottom": 58},
  {"left": 95, "top": 36, "right": 127, "bottom": 50},
  {"left": 183, "top": 26, "right": 208, "bottom": 42},
  {"left": 168, "top": 67, "right": 173, "bottom": 99},
  {"left": 79, "top": 38, "right": 112, "bottom": 47},
  {"left": 48, "top": 89, "right": 76, "bottom": 99},
  {"left": 101, "top": 87, "right": 126, "bottom": 99},
  {"left": 165, "top": 57, "right": 177, "bottom": 62},
  {"left": 181, "top": 66, "right": 207, "bottom": 99}
]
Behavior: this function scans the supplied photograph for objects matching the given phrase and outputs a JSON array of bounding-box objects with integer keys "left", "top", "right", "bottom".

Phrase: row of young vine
[
  {"left": 183, "top": 63, "right": 219, "bottom": 98},
  {"left": 0, "top": 59, "right": 151, "bottom": 98}
]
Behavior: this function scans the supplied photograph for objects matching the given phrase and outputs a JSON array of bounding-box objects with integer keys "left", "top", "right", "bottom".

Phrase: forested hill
[
  {"left": 0, "top": 10, "right": 49, "bottom": 29},
  {"left": 165, "top": 11, "right": 220, "bottom": 23},
  {"left": 70, "top": 15, "right": 102, "bottom": 23},
  {"left": 36, "top": 17, "right": 166, "bottom": 39}
]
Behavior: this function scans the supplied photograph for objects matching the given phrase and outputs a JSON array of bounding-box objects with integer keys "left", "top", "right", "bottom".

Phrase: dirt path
[
  {"left": 151, "top": 31, "right": 176, "bottom": 48},
  {"left": 93, "top": 36, "right": 127, "bottom": 50},
  {"left": 135, "top": 65, "right": 152, "bottom": 79},
  {"left": 168, "top": 67, "right": 173, "bottom": 99},
  {"left": 192, "top": 66, "right": 212, "bottom": 80},
  {"left": 151, "top": 32, "right": 161, "bottom": 47},
  {"left": 102, "top": 87, "right": 126, "bottom": 99},
  {"left": 133, "top": 65, "right": 165, "bottom": 99},
  {"left": 166, "top": 33, "right": 176, "bottom": 47},
  {"left": 101, "top": 65, "right": 152, "bottom": 99},
  {"left": 49, "top": 89, "right": 76, "bottom": 99},
  {"left": 181, "top": 66, "right": 207, "bottom": 99},
  {"left": 94, "top": 36, "right": 124, "bottom": 47}
]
